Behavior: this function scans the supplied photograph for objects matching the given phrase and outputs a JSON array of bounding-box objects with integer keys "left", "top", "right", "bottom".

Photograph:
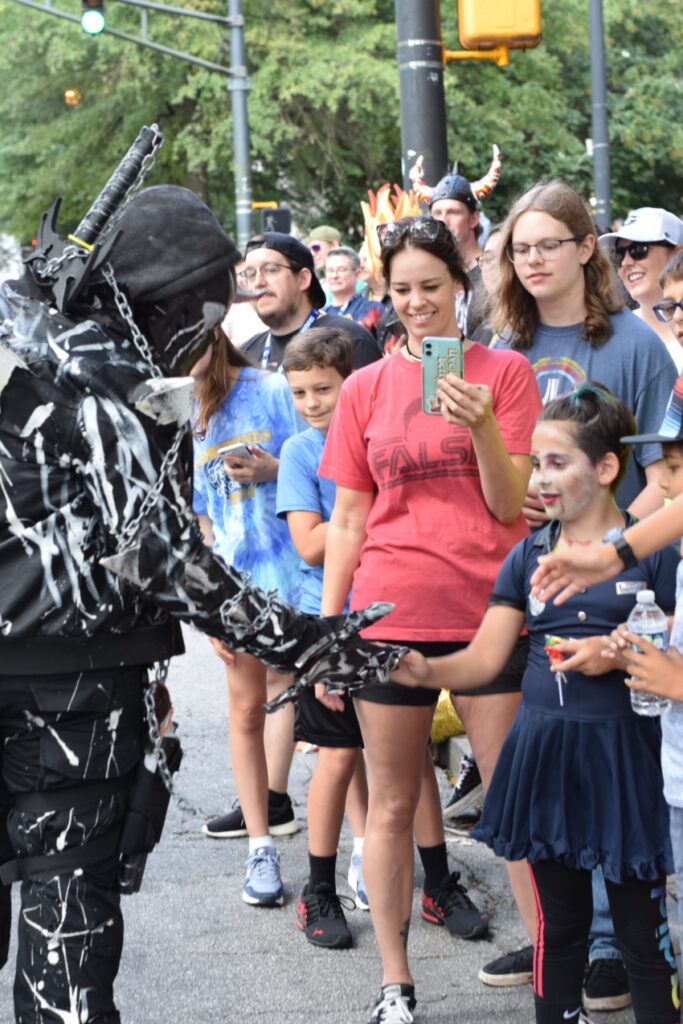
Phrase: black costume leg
[{"left": 0, "top": 668, "right": 146, "bottom": 1024}]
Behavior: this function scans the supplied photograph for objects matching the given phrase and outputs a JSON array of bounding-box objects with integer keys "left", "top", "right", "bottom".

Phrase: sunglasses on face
[
  {"left": 377, "top": 217, "right": 451, "bottom": 249},
  {"left": 613, "top": 241, "right": 674, "bottom": 266},
  {"left": 653, "top": 300, "right": 683, "bottom": 323}
]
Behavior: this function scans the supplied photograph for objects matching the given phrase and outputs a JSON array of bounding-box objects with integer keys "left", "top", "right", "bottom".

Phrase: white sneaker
[
  {"left": 242, "top": 846, "right": 283, "bottom": 906},
  {"left": 369, "top": 984, "right": 416, "bottom": 1024},
  {"left": 348, "top": 851, "right": 370, "bottom": 910}
]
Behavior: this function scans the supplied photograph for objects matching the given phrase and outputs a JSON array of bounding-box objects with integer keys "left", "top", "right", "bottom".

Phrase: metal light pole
[
  {"left": 589, "top": 0, "right": 611, "bottom": 231},
  {"left": 228, "top": 0, "right": 253, "bottom": 246},
  {"left": 395, "top": 0, "right": 449, "bottom": 192}
]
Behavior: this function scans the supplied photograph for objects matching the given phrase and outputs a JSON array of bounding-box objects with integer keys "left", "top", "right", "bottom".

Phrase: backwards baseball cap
[
  {"left": 621, "top": 377, "right": 683, "bottom": 444},
  {"left": 245, "top": 231, "right": 326, "bottom": 309},
  {"left": 307, "top": 225, "right": 341, "bottom": 244},
  {"left": 600, "top": 208, "right": 683, "bottom": 248}
]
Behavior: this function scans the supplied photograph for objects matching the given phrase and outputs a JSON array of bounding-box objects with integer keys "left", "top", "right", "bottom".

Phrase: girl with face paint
[{"left": 392, "top": 383, "right": 681, "bottom": 1024}]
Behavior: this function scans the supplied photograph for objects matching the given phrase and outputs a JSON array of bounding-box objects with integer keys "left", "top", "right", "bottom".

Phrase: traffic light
[
  {"left": 81, "top": 0, "right": 105, "bottom": 35},
  {"left": 457, "top": 0, "right": 541, "bottom": 51}
]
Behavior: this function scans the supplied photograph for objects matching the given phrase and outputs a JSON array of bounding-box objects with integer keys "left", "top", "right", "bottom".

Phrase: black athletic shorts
[
  {"left": 355, "top": 636, "right": 528, "bottom": 706},
  {"left": 294, "top": 686, "right": 363, "bottom": 748}
]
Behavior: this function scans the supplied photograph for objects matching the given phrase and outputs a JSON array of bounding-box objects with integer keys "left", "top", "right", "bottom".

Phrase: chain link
[
  {"left": 33, "top": 243, "right": 83, "bottom": 283},
  {"left": 143, "top": 660, "right": 175, "bottom": 793},
  {"left": 116, "top": 427, "right": 185, "bottom": 554},
  {"left": 101, "top": 263, "right": 163, "bottom": 377}
]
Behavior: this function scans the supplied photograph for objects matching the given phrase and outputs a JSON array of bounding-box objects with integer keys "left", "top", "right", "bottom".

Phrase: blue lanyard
[{"left": 260, "top": 308, "right": 321, "bottom": 372}]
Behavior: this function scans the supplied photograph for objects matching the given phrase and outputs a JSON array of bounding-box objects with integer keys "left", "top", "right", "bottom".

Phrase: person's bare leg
[
  {"left": 263, "top": 668, "right": 295, "bottom": 794},
  {"left": 354, "top": 700, "right": 434, "bottom": 985},
  {"left": 453, "top": 691, "right": 535, "bottom": 940},
  {"left": 413, "top": 746, "right": 446, "bottom": 847},
  {"left": 344, "top": 750, "right": 368, "bottom": 838},
  {"left": 308, "top": 747, "right": 358, "bottom": 856},
  {"left": 226, "top": 652, "right": 268, "bottom": 836}
]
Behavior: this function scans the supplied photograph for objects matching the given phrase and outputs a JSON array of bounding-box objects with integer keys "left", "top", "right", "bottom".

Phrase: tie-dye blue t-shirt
[{"left": 193, "top": 367, "right": 302, "bottom": 604}]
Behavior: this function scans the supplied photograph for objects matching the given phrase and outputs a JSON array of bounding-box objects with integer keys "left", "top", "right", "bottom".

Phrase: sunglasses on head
[
  {"left": 614, "top": 241, "right": 674, "bottom": 267},
  {"left": 377, "top": 217, "right": 451, "bottom": 249}
]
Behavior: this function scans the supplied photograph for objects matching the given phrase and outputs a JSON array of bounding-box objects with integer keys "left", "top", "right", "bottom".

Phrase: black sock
[
  {"left": 268, "top": 788, "right": 288, "bottom": 808},
  {"left": 418, "top": 842, "right": 449, "bottom": 894},
  {"left": 308, "top": 853, "right": 337, "bottom": 891}
]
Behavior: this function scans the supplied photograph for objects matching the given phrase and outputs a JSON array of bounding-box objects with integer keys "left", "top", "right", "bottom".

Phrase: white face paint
[{"left": 530, "top": 421, "right": 600, "bottom": 523}]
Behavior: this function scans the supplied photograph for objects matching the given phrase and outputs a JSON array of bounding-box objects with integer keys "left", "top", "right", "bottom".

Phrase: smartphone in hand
[
  {"left": 216, "top": 441, "right": 255, "bottom": 459},
  {"left": 421, "top": 337, "right": 464, "bottom": 415}
]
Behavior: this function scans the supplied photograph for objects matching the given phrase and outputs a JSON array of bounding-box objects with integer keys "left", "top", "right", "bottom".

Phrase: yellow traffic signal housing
[{"left": 457, "top": 0, "right": 541, "bottom": 51}]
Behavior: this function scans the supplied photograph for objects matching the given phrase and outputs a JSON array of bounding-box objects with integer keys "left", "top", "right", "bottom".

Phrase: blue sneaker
[
  {"left": 242, "top": 846, "right": 284, "bottom": 906},
  {"left": 348, "top": 851, "right": 369, "bottom": 910}
]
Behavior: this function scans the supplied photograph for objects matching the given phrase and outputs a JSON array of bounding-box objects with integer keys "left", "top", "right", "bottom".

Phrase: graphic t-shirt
[
  {"left": 319, "top": 346, "right": 542, "bottom": 641},
  {"left": 193, "top": 367, "right": 302, "bottom": 603},
  {"left": 492, "top": 309, "right": 677, "bottom": 507},
  {"left": 276, "top": 426, "right": 349, "bottom": 615}
]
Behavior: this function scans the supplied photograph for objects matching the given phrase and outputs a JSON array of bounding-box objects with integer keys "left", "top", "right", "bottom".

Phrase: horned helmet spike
[{"left": 470, "top": 145, "right": 501, "bottom": 202}]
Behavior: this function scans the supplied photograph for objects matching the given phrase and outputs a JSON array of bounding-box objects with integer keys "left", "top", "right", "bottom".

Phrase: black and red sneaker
[
  {"left": 421, "top": 870, "right": 489, "bottom": 939},
  {"left": 296, "top": 882, "right": 353, "bottom": 949}
]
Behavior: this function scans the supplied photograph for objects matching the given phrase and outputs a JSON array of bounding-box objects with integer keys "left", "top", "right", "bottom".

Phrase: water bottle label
[{"left": 630, "top": 630, "right": 668, "bottom": 652}]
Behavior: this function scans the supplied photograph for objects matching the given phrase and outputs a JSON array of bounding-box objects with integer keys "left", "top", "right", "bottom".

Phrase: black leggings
[{"left": 529, "top": 860, "right": 680, "bottom": 1024}]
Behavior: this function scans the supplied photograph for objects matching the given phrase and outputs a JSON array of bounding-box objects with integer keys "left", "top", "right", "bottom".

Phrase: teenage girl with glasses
[
  {"left": 491, "top": 180, "right": 677, "bottom": 525},
  {"left": 319, "top": 216, "right": 541, "bottom": 1024}
]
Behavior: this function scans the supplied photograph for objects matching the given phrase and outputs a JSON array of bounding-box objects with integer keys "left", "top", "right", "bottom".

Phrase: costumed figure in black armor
[{"left": 0, "top": 126, "right": 402, "bottom": 1023}]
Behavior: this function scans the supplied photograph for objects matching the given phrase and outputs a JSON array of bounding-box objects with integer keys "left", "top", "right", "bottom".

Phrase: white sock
[
  {"left": 352, "top": 836, "right": 364, "bottom": 857},
  {"left": 249, "top": 834, "right": 275, "bottom": 854}
]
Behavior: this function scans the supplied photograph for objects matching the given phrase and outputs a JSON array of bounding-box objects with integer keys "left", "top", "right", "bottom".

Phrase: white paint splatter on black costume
[{"left": 0, "top": 202, "right": 401, "bottom": 1021}]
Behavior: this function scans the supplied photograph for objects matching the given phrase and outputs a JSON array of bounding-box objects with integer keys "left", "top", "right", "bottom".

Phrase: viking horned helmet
[{"left": 409, "top": 145, "right": 501, "bottom": 212}]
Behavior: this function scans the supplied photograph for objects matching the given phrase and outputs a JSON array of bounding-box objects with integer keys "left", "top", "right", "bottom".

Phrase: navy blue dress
[{"left": 474, "top": 517, "right": 678, "bottom": 883}]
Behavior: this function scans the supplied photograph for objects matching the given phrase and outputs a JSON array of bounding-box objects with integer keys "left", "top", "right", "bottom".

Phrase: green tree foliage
[{"left": 0, "top": 0, "right": 680, "bottom": 245}]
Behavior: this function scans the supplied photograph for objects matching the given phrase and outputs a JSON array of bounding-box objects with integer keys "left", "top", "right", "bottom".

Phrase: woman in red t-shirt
[{"left": 319, "top": 217, "right": 541, "bottom": 1024}]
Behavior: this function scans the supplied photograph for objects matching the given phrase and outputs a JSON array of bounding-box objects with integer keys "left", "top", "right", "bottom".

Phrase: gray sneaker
[{"left": 242, "top": 846, "right": 284, "bottom": 906}]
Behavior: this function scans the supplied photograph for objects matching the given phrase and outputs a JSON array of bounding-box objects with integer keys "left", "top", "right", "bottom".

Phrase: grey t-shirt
[{"left": 493, "top": 309, "right": 677, "bottom": 507}]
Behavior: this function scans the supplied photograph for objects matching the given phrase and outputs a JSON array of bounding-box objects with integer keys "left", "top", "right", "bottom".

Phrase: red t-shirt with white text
[{"left": 319, "top": 345, "right": 542, "bottom": 641}]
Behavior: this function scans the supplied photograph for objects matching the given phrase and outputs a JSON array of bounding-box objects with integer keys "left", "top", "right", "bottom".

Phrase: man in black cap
[
  {"left": 240, "top": 232, "right": 382, "bottom": 372},
  {"left": 0, "top": 184, "right": 399, "bottom": 1023}
]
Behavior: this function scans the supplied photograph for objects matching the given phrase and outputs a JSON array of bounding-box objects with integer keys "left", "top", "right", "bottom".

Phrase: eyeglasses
[
  {"left": 237, "top": 262, "right": 292, "bottom": 284},
  {"left": 613, "top": 241, "right": 674, "bottom": 267},
  {"left": 476, "top": 253, "right": 498, "bottom": 268},
  {"left": 377, "top": 217, "right": 451, "bottom": 249},
  {"left": 653, "top": 300, "right": 683, "bottom": 323},
  {"left": 505, "top": 237, "right": 583, "bottom": 263},
  {"left": 326, "top": 266, "right": 354, "bottom": 277}
]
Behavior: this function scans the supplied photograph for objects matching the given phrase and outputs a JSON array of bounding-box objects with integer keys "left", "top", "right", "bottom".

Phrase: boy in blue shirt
[{"left": 277, "top": 326, "right": 369, "bottom": 949}]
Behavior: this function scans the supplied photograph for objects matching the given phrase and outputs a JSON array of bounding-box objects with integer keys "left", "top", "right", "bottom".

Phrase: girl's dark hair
[
  {"left": 380, "top": 217, "right": 470, "bottom": 297},
  {"left": 493, "top": 181, "right": 622, "bottom": 351},
  {"left": 282, "top": 326, "right": 354, "bottom": 379},
  {"left": 193, "top": 326, "right": 255, "bottom": 439},
  {"left": 660, "top": 251, "right": 683, "bottom": 290},
  {"left": 537, "top": 381, "right": 636, "bottom": 493}
]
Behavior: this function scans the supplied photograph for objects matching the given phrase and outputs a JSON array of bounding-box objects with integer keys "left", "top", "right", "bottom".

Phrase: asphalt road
[{"left": 0, "top": 626, "right": 647, "bottom": 1023}]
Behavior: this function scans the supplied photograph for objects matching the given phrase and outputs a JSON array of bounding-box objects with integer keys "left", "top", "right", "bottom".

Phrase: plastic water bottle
[{"left": 626, "top": 590, "right": 671, "bottom": 716}]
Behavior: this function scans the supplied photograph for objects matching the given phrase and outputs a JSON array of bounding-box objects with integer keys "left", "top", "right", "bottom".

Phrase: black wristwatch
[{"left": 602, "top": 527, "right": 638, "bottom": 570}]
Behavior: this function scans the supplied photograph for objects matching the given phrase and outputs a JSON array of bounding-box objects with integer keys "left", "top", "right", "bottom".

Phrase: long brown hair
[
  {"left": 193, "top": 327, "right": 255, "bottom": 439},
  {"left": 492, "top": 180, "right": 622, "bottom": 350}
]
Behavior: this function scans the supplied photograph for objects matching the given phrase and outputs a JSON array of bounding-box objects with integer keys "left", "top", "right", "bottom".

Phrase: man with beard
[{"left": 240, "top": 233, "right": 382, "bottom": 372}]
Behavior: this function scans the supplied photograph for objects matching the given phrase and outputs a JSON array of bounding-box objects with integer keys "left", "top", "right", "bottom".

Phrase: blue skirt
[{"left": 473, "top": 703, "right": 673, "bottom": 883}]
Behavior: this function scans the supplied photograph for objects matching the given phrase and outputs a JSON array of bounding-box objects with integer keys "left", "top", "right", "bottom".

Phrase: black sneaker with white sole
[
  {"left": 478, "top": 944, "right": 534, "bottom": 986},
  {"left": 202, "top": 790, "right": 298, "bottom": 838},
  {"left": 583, "top": 958, "right": 631, "bottom": 1012},
  {"left": 443, "top": 753, "right": 484, "bottom": 820}
]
